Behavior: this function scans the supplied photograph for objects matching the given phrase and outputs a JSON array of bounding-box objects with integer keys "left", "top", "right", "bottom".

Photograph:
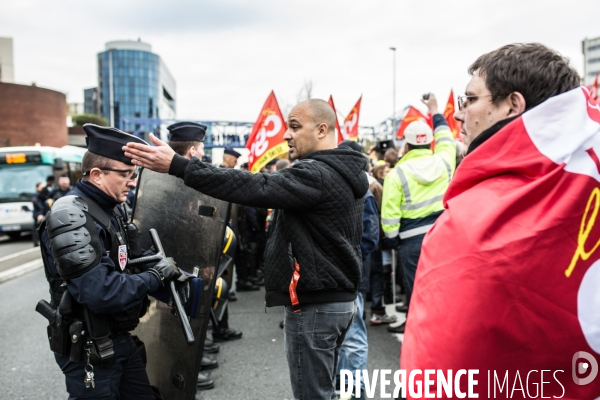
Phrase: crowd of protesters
[{"left": 25, "top": 40, "right": 596, "bottom": 399}]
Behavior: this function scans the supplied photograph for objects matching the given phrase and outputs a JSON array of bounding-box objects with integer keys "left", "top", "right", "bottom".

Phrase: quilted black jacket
[{"left": 168, "top": 147, "right": 369, "bottom": 307}]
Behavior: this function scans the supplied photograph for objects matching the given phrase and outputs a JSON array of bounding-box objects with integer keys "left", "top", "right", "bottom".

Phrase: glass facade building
[
  {"left": 97, "top": 40, "right": 176, "bottom": 132},
  {"left": 83, "top": 87, "right": 98, "bottom": 115}
]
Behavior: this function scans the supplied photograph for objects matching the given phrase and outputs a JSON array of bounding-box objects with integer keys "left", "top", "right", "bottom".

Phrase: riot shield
[{"left": 131, "top": 168, "right": 229, "bottom": 400}]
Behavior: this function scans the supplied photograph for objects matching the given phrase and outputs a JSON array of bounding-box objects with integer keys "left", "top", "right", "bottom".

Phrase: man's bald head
[
  {"left": 284, "top": 99, "right": 338, "bottom": 160},
  {"left": 297, "top": 99, "right": 336, "bottom": 136}
]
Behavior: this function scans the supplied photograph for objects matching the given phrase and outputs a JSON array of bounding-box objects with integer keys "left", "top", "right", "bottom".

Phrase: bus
[{"left": 0, "top": 145, "right": 87, "bottom": 240}]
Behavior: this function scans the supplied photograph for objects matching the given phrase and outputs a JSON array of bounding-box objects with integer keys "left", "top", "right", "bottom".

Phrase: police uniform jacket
[
  {"left": 168, "top": 147, "right": 369, "bottom": 307},
  {"left": 41, "top": 180, "right": 161, "bottom": 314}
]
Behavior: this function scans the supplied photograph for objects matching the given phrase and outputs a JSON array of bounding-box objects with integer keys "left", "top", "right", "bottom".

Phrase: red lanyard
[{"left": 289, "top": 260, "right": 301, "bottom": 312}]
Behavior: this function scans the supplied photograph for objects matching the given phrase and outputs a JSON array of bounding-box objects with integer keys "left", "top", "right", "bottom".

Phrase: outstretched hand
[{"left": 123, "top": 133, "right": 175, "bottom": 173}]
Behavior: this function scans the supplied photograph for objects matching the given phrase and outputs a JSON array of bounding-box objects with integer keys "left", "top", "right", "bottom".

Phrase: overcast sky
[{"left": 2, "top": 0, "right": 599, "bottom": 126}]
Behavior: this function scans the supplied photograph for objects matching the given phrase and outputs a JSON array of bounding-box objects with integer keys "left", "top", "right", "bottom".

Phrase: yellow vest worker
[{"left": 381, "top": 116, "right": 456, "bottom": 332}]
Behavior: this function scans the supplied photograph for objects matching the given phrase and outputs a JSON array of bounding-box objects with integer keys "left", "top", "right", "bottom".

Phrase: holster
[
  {"left": 45, "top": 313, "right": 70, "bottom": 357},
  {"left": 83, "top": 308, "right": 114, "bottom": 365},
  {"left": 36, "top": 289, "right": 75, "bottom": 357},
  {"left": 69, "top": 320, "right": 84, "bottom": 362}
]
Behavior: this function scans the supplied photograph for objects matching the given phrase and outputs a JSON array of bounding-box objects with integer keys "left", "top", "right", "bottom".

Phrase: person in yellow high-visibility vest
[{"left": 381, "top": 94, "right": 457, "bottom": 333}]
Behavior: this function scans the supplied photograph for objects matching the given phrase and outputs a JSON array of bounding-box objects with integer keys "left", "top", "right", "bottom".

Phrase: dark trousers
[
  {"left": 234, "top": 243, "right": 249, "bottom": 282},
  {"left": 245, "top": 241, "right": 260, "bottom": 276},
  {"left": 398, "top": 235, "right": 424, "bottom": 309},
  {"left": 55, "top": 333, "right": 155, "bottom": 400},
  {"left": 369, "top": 250, "right": 385, "bottom": 312}
]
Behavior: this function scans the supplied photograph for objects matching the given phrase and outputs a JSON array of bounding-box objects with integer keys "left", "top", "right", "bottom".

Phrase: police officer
[
  {"left": 220, "top": 147, "right": 240, "bottom": 169},
  {"left": 166, "top": 122, "right": 242, "bottom": 390},
  {"left": 38, "top": 124, "right": 185, "bottom": 399},
  {"left": 381, "top": 93, "right": 457, "bottom": 333}
]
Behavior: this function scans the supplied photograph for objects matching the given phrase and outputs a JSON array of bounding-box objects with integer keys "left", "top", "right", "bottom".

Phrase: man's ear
[
  {"left": 188, "top": 145, "right": 196, "bottom": 158},
  {"left": 506, "top": 92, "right": 526, "bottom": 117},
  {"left": 317, "top": 123, "right": 328, "bottom": 139},
  {"left": 89, "top": 169, "right": 103, "bottom": 185}
]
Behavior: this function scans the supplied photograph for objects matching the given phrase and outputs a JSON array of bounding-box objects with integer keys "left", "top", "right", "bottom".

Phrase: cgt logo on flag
[{"left": 245, "top": 91, "right": 288, "bottom": 172}]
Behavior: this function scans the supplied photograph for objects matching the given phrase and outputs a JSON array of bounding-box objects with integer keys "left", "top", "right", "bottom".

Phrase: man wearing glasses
[
  {"left": 38, "top": 124, "right": 184, "bottom": 399},
  {"left": 401, "top": 44, "right": 597, "bottom": 397}
]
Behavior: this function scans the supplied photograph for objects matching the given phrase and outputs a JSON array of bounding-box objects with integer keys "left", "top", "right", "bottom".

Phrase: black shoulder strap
[
  {"left": 75, "top": 197, "right": 111, "bottom": 231},
  {"left": 75, "top": 196, "right": 120, "bottom": 255}
]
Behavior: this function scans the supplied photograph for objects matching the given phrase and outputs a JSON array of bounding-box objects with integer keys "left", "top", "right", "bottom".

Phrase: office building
[
  {"left": 97, "top": 40, "right": 176, "bottom": 130},
  {"left": 0, "top": 37, "right": 15, "bottom": 83},
  {"left": 583, "top": 36, "right": 600, "bottom": 85},
  {"left": 83, "top": 87, "right": 99, "bottom": 115}
]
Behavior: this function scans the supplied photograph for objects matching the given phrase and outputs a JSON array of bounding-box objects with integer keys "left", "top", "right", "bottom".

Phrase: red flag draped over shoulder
[
  {"left": 328, "top": 95, "right": 343, "bottom": 144},
  {"left": 342, "top": 96, "right": 362, "bottom": 140},
  {"left": 396, "top": 106, "right": 428, "bottom": 139},
  {"left": 245, "top": 91, "right": 288, "bottom": 173},
  {"left": 443, "top": 89, "right": 462, "bottom": 138},
  {"left": 401, "top": 87, "right": 600, "bottom": 399}
]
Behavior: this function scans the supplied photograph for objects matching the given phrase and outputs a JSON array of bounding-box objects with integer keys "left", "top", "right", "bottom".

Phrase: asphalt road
[
  {"left": 0, "top": 268, "right": 65, "bottom": 399},
  {"left": 200, "top": 289, "right": 404, "bottom": 400},
  {"left": 0, "top": 264, "right": 405, "bottom": 400},
  {"left": 0, "top": 234, "right": 34, "bottom": 258}
]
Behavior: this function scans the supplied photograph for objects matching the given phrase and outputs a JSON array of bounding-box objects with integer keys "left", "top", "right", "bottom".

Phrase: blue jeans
[
  {"left": 284, "top": 300, "right": 356, "bottom": 400},
  {"left": 399, "top": 235, "right": 424, "bottom": 308},
  {"left": 336, "top": 293, "right": 367, "bottom": 398},
  {"left": 55, "top": 333, "right": 155, "bottom": 400}
]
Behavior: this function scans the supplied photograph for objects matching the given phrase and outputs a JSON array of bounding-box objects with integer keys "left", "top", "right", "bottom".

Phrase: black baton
[{"left": 128, "top": 228, "right": 195, "bottom": 345}]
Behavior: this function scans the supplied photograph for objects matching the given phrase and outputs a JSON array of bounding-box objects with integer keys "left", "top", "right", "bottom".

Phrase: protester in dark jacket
[
  {"left": 124, "top": 99, "right": 369, "bottom": 400},
  {"left": 337, "top": 188, "right": 379, "bottom": 396}
]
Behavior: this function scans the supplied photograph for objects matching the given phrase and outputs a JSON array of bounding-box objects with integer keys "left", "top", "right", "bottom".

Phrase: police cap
[
  {"left": 83, "top": 124, "right": 148, "bottom": 165},
  {"left": 223, "top": 147, "right": 241, "bottom": 158},
  {"left": 167, "top": 121, "right": 207, "bottom": 142},
  {"left": 374, "top": 140, "right": 395, "bottom": 152}
]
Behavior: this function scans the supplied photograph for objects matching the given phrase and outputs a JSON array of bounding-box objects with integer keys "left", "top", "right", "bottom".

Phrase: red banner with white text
[{"left": 246, "top": 91, "right": 288, "bottom": 173}]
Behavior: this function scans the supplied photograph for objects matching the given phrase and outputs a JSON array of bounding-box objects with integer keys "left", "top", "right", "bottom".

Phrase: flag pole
[{"left": 390, "top": 47, "right": 397, "bottom": 137}]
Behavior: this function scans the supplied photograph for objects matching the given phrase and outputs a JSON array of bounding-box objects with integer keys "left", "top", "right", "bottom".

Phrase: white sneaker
[{"left": 369, "top": 313, "right": 397, "bottom": 325}]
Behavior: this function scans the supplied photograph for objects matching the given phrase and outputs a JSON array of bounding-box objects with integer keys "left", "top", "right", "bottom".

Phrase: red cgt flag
[
  {"left": 328, "top": 95, "right": 344, "bottom": 144},
  {"left": 443, "top": 89, "right": 462, "bottom": 138},
  {"left": 401, "top": 87, "right": 600, "bottom": 399},
  {"left": 245, "top": 91, "right": 288, "bottom": 173},
  {"left": 396, "top": 106, "right": 428, "bottom": 138},
  {"left": 341, "top": 96, "right": 362, "bottom": 140}
]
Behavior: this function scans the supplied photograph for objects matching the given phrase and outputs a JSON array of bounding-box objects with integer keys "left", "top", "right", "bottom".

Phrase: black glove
[
  {"left": 381, "top": 236, "right": 401, "bottom": 250},
  {"left": 147, "top": 257, "right": 181, "bottom": 286},
  {"left": 175, "top": 273, "right": 192, "bottom": 305}
]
